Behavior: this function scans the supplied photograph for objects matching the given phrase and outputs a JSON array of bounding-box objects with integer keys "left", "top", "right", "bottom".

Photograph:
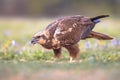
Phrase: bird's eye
[{"left": 36, "top": 36, "right": 40, "bottom": 38}]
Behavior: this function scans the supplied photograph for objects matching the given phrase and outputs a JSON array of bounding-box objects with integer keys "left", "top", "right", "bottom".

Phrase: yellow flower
[
  {"left": 98, "top": 40, "right": 105, "bottom": 46},
  {"left": 4, "top": 40, "right": 11, "bottom": 49}
]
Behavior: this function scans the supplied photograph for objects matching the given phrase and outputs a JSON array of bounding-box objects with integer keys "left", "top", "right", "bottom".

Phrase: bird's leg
[
  {"left": 65, "top": 44, "right": 80, "bottom": 62},
  {"left": 45, "top": 48, "right": 61, "bottom": 63},
  {"left": 53, "top": 48, "right": 62, "bottom": 61}
]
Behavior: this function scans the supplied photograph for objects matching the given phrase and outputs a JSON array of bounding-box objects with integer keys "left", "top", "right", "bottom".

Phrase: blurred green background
[{"left": 0, "top": 0, "right": 120, "bottom": 80}]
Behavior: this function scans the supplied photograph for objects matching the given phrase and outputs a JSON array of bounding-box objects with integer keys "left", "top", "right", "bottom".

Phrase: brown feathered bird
[{"left": 31, "top": 15, "right": 113, "bottom": 62}]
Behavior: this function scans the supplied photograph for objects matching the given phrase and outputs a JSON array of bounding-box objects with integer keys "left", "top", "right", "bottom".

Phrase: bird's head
[{"left": 31, "top": 31, "right": 50, "bottom": 45}]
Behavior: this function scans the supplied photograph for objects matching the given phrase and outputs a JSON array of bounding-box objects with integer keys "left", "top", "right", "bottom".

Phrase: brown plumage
[{"left": 31, "top": 15, "right": 113, "bottom": 62}]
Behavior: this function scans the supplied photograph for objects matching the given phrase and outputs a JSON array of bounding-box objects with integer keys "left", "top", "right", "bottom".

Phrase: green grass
[{"left": 0, "top": 18, "right": 120, "bottom": 80}]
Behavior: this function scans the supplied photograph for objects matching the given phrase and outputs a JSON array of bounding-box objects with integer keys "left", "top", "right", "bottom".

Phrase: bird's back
[{"left": 45, "top": 15, "right": 95, "bottom": 46}]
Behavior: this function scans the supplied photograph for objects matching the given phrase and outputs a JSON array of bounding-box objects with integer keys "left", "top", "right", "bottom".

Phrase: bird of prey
[{"left": 31, "top": 15, "right": 113, "bottom": 62}]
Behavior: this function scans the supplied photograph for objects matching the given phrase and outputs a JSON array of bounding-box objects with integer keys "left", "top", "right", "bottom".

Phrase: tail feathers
[
  {"left": 85, "top": 31, "right": 113, "bottom": 40},
  {"left": 91, "top": 15, "right": 109, "bottom": 22}
]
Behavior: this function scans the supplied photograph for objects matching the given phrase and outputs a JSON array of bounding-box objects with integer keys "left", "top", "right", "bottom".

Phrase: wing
[
  {"left": 53, "top": 16, "right": 95, "bottom": 46},
  {"left": 80, "top": 23, "right": 95, "bottom": 39}
]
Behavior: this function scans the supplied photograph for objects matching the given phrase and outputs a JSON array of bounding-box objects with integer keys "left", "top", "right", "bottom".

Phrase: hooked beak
[
  {"left": 31, "top": 36, "right": 46, "bottom": 45},
  {"left": 31, "top": 38, "right": 38, "bottom": 44}
]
